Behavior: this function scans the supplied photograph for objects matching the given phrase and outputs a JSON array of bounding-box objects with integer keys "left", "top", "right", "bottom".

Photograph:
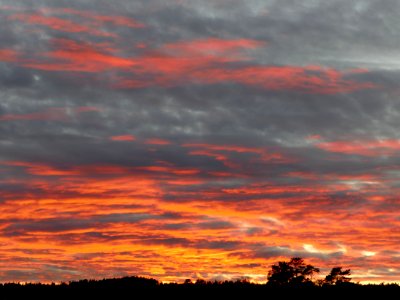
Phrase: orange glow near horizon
[{"left": 1, "top": 138, "right": 400, "bottom": 284}]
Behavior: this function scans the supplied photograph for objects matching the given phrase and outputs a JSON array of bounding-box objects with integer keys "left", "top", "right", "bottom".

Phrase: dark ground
[{"left": 1, "top": 279, "right": 399, "bottom": 299}]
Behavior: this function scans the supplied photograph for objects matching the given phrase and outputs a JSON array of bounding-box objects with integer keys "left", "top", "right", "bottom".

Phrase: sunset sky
[{"left": 1, "top": 0, "right": 400, "bottom": 284}]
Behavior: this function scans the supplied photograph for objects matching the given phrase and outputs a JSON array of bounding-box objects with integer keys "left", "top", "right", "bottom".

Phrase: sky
[{"left": 0, "top": 0, "right": 400, "bottom": 284}]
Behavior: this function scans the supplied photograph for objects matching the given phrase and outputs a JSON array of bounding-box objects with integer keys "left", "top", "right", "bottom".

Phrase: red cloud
[
  {"left": 87, "top": 14, "right": 144, "bottom": 29},
  {"left": 184, "top": 143, "right": 266, "bottom": 154},
  {"left": 136, "top": 165, "right": 200, "bottom": 176},
  {"left": 44, "top": 7, "right": 145, "bottom": 28},
  {"left": 115, "top": 41, "right": 376, "bottom": 94},
  {"left": 0, "top": 33, "right": 376, "bottom": 94},
  {"left": 316, "top": 139, "right": 400, "bottom": 156},
  {"left": 110, "top": 135, "right": 136, "bottom": 141},
  {"left": 2, "top": 161, "right": 82, "bottom": 176},
  {"left": 0, "top": 49, "right": 18, "bottom": 62},
  {"left": 0, "top": 6, "right": 377, "bottom": 94},
  {"left": 192, "top": 65, "right": 377, "bottom": 94},
  {"left": 183, "top": 143, "right": 289, "bottom": 168},
  {"left": 5, "top": 6, "right": 144, "bottom": 38},
  {"left": 8, "top": 13, "right": 115, "bottom": 37},
  {"left": 0, "top": 107, "right": 99, "bottom": 122},
  {"left": 145, "top": 138, "right": 171, "bottom": 145},
  {"left": 0, "top": 108, "right": 68, "bottom": 122},
  {"left": 163, "top": 38, "right": 265, "bottom": 60},
  {"left": 23, "top": 39, "right": 134, "bottom": 72}
]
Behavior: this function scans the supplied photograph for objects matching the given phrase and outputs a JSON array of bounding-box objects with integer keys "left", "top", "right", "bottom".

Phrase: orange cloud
[
  {"left": 136, "top": 165, "right": 200, "bottom": 176},
  {"left": 1, "top": 154, "right": 400, "bottom": 283}
]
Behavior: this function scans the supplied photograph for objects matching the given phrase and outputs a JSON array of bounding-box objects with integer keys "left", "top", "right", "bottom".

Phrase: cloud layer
[{"left": 1, "top": 0, "right": 400, "bottom": 284}]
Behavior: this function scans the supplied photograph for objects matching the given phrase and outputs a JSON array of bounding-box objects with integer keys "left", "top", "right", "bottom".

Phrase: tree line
[
  {"left": 1, "top": 257, "right": 399, "bottom": 290},
  {"left": 266, "top": 257, "right": 352, "bottom": 287}
]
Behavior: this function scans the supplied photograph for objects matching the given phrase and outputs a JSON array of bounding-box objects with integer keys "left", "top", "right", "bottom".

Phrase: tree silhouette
[
  {"left": 324, "top": 267, "right": 351, "bottom": 285},
  {"left": 267, "top": 257, "right": 320, "bottom": 286}
]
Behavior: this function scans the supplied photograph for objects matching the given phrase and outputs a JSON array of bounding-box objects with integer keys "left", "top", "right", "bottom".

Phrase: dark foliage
[
  {"left": 267, "top": 257, "right": 320, "bottom": 286},
  {"left": 0, "top": 277, "right": 399, "bottom": 299},
  {"left": 324, "top": 267, "right": 352, "bottom": 285}
]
